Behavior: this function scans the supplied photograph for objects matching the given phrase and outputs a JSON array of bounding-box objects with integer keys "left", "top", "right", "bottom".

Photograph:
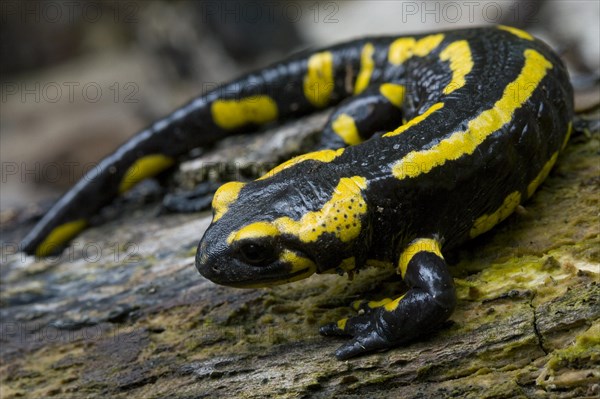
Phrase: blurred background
[{"left": 1, "top": 0, "right": 598, "bottom": 237}]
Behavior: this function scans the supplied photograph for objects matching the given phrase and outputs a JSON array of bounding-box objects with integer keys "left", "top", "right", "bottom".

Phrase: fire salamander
[{"left": 22, "top": 27, "right": 573, "bottom": 359}]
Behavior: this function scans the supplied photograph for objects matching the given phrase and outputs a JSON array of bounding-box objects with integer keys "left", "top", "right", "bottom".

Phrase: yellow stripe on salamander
[
  {"left": 34, "top": 219, "right": 87, "bottom": 257},
  {"left": 398, "top": 238, "right": 443, "bottom": 277},
  {"left": 227, "top": 221, "right": 279, "bottom": 244},
  {"left": 383, "top": 294, "right": 407, "bottom": 312},
  {"left": 282, "top": 249, "right": 317, "bottom": 276},
  {"left": 212, "top": 181, "right": 246, "bottom": 222},
  {"left": 440, "top": 40, "right": 473, "bottom": 94},
  {"left": 527, "top": 152, "right": 559, "bottom": 198},
  {"left": 354, "top": 42, "right": 375, "bottom": 95},
  {"left": 258, "top": 148, "right": 344, "bottom": 180},
  {"left": 369, "top": 298, "right": 393, "bottom": 308},
  {"left": 470, "top": 191, "right": 522, "bottom": 238},
  {"left": 388, "top": 34, "right": 445, "bottom": 65},
  {"left": 392, "top": 49, "right": 552, "bottom": 180},
  {"left": 211, "top": 96, "right": 278, "bottom": 130},
  {"left": 332, "top": 114, "right": 362, "bottom": 145},
  {"left": 351, "top": 298, "right": 395, "bottom": 311},
  {"left": 304, "top": 51, "right": 335, "bottom": 107},
  {"left": 498, "top": 25, "right": 534, "bottom": 41},
  {"left": 119, "top": 154, "right": 175, "bottom": 194},
  {"left": 383, "top": 102, "right": 444, "bottom": 137},
  {"left": 379, "top": 83, "right": 406, "bottom": 108}
]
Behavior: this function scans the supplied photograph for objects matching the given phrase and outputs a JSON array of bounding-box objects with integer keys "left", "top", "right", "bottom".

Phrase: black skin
[
  {"left": 318, "top": 85, "right": 405, "bottom": 150},
  {"left": 22, "top": 28, "right": 573, "bottom": 359},
  {"left": 320, "top": 251, "right": 455, "bottom": 360}
]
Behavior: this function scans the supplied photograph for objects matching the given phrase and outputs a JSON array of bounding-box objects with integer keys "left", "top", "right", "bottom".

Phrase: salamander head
[
  {"left": 195, "top": 178, "right": 320, "bottom": 288},
  {"left": 195, "top": 157, "right": 370, "bottom": 288}
]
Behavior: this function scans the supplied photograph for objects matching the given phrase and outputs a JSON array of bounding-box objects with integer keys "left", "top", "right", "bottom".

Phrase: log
[{"left": 1, "top": 110, "right": 598, "bottom": 399}]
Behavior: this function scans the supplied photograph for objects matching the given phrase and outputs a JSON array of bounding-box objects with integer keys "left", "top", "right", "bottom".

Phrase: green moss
[
  {"left": 546, "top": 322, "right": 600, "bottom": 370},
  {"left": 454, "top": 253, "right": 575, "bottom": 303}
]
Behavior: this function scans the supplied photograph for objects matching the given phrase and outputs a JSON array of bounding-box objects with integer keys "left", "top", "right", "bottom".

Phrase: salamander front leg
[{"left": 320, "top": 238, "right": 456, "bottom": 360}]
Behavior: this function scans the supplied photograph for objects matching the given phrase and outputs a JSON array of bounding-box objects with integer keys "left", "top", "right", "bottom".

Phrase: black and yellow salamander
[{"left": 21, "top": 26, "right": 573, "bottom": 359}]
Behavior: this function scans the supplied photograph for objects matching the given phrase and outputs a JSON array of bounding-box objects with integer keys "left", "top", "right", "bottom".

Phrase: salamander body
[{"left": 22, "top": 26, "right": 573, "bottom": 359}]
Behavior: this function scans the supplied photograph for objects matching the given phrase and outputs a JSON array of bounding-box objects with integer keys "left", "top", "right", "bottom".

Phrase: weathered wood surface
[{"left": 1, "top": 112, "right": 598, "bottom": 399}]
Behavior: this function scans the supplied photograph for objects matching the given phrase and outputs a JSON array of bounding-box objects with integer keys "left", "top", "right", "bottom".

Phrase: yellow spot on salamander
[
  {"left": 212, "top": 181, "right": 246, "bottom": 222},
  {"left": 368, "top": 298, "right": 393, "bottom": 309},
  {"left": 388, "top": 34, "right": 445, "bottom": 65},
  {"left": 230, "top": 176, "right": 368, "bottom": 245},
  {"left": 351, "top": 298, "right": 394, "bottom": 311},
  {"left": 354, "top": 42, "right": 375, "bottom": 95},
  {"left": 440, "top": 40, "right": 473, "bottom": 94},
  {"left": 258, "top": 148, "right": 344, "bottom": 180},
  {"left": 398, "top": 238, "right": 443, "bottom": 277},
  {"left": 34, "top": 219, "right": 87, "bottom": 257},
  {"left": 383, "top": 294, "right": 406, "bottom": 312},
  {"left": 227, "top": 221, "right": 279, "bottom": 244},
  {"left": 562, "top": 121, "right": 572, "bottom": 151},
  {"left": 119, "top": 154, "right": 175, "bottom": 194},
  {"left": 337, "top": 318, "right": 348, "bottom": 331},
  {"left": 470, "top": 191, "right": 522, "bottom": 238},
  {"left": 498, "top": 25, "right": 534, "bottom": 41},
  {"left": 304, "top": 51, "right": 334, "bottom": 107},
  {"left": 527, "top": 152, "right": 559, "bottom": 198},
  {"left": 383, "top": 102, "right": 444, "bottom": 137},
  {"left": 379, "top": 83, "right": 406, "bottom": 108},
  {"left": 276, "top": 176, "right": 367, "bottom": 243},
  {"left": 332, "top": 114, "right": 362, "bottom": 145},
  {"left": 282, "top": 249, "right": 317, "bottom": 276},
  {"left": 392, "top": 49, "right": 552, "bottom": 180},
  {"left": 211, "top": 96, "right": 278, "bottom": 130}
]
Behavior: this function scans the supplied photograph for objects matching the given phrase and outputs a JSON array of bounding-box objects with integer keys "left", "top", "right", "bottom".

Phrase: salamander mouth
[{"left": 227, "top": 267, "right": 310, "bottom": 288}]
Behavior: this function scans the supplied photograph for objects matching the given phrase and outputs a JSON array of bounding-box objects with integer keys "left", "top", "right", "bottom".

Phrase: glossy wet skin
[
  {"left": 195, "top": 28, "right": 573, "bottom": 290},
  {"left": 195, "top": 214, "right": 317, "bottom": 288},
  {"left": 195, "top": 169, "right": 333, "bottom": 288},
  {"left": 195, "top": 232, "right": 316, "bottom": 288}
]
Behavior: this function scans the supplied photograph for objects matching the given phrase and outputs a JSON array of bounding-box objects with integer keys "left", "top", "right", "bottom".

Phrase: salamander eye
[{"left": 238, "top": 242, "right": 276, "bottom": 266}]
